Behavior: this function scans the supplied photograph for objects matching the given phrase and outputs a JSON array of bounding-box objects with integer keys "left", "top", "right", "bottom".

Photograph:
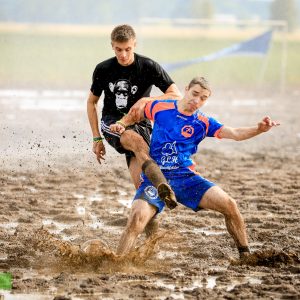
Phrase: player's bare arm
[
  {"left": 129, "top": 84, "right": 182, "bottom": 121},
  {"left": 218, "top": 116, "right": 280, "bottom": 141},
  {"left": 110, "top": 107, "right": 145, "bottom": 134},
  {"left": 87, "top": 91, "right": 106, "bottom": 164}
]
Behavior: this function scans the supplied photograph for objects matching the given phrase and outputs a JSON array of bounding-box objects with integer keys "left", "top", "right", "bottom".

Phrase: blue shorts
[{"left": 134, "top": 166, "right": 215, "bottom": 214}]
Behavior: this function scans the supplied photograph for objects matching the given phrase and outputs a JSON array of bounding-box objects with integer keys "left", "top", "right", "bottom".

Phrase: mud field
[{"left": 0, "top": 90, "right": 300, "bottom": 299}]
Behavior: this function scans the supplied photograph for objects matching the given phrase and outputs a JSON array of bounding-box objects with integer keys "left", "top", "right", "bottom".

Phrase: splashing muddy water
[
  {"left": 1, "top": 92, "right": 300, "bottom": 299},
  {"left": 29, "top": 228, "right": 168, "bottom": 269}
]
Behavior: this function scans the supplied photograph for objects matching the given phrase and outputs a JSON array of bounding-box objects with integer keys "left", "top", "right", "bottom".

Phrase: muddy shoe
[
  {"left": 157, "top": 183, "right": 178, "bottom": 210},
  {"left": 230, "top": 251, "right": 255, "bottom": 266},
  {"left": 239, "top": 251, "right": 253, "bottom": 264}
]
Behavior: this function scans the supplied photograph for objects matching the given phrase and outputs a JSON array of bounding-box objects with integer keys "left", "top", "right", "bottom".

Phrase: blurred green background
[
  {"left": 1, "top": 0, "right": 300, "bottom": 93},
  {"left": 0, "top": 26, "right": 299, "bottom": 93}
]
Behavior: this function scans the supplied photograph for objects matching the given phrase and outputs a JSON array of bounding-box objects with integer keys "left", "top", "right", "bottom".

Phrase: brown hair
[
  {"left": 188, "top": 76, "right": 211, "bottom": 95},
  {"left": 111, "top": 24, "right": 136, "bottom": 42}
]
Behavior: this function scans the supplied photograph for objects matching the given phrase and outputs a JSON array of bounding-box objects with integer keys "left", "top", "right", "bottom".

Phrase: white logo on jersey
[
  {"left": 162, "top": 141, "right": 177, "bottom": 156},
  {"left": 144, "top": 186, "right": 158, "bottom": 200},
  {"left": 176, "top": 115, "right": 188, "bottom": 120},
  {"left": 161, "top": 141, "right": 179, "bottom": 167}
]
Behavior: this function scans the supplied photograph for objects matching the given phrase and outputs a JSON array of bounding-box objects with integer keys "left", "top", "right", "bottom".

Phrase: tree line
[{"left": 0, "top": 0, "right": 298, "bottom": 31}]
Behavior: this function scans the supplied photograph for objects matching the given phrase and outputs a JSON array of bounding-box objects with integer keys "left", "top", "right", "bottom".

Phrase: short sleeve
[
  {"left": 144, "top": 100, "right": 156, "bottom": 121},
  {"left": 150, "top": 60, "right": 174, "bottom": 92},
  {"left": 207, "top": 116, "right": 223, "bottom": 138},
  {"left": 90, "top": 65, "right": 104, "bottom": 97},
  {"left": 144, "top": 100, "right": 176, "bottom": 121}
]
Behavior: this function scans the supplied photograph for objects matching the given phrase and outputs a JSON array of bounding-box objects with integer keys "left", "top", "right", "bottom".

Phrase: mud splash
[
  {"left": 231, "top": 249, "right": 300, "bottom": 267},
  {"left": 27, "top": 228, "right": 168, "bottom": 270},
  {"left": 1, "top": 91, "right": 300, "bottom": 299}
]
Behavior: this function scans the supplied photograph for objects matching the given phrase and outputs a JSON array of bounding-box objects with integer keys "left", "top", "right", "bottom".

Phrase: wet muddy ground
[{"left": 0, "top": 91, "right": 300, "bottom": 299}]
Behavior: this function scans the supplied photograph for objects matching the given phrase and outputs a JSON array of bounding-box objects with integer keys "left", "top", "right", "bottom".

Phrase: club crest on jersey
[
  {"left": 162, "top": 141, "right": 177, "bottom": 156},
  {"left": 144, "top": 186, "right": 158, "bottom": 200},
  {"left": 181, "top": 125, "right": 194, "bottom": 138},
  {"left": 161, "top": 141, "right": 179, "bottom": 168}
]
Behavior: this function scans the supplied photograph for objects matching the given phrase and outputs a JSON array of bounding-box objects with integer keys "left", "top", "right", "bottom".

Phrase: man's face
[
  {"left": 111, "top": 38, "right": 136, "bottom": 66},
  {"left": 183, "top": 84, "right": 210, "bottom": 113}
]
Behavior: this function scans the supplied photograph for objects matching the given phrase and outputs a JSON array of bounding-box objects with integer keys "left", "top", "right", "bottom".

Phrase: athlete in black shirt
[{"left": 87, "top": 24, "right": 181, "bottom": 214}]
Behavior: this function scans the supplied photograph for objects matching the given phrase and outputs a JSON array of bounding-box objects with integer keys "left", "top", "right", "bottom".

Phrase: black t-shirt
[{"left": 90, "top": 53, "right": 174, "bottom": 121}]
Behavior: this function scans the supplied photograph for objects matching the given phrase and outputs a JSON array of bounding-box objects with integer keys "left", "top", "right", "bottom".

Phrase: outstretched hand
[
  {"left": 93, "top": 141, "right": 106, "bottom": 164},
  {"left": 110, "top": 123, "right": 126, "bottom": 134},
  {"left": 258, "top": 116, "right": 280, "bottom": 132}
]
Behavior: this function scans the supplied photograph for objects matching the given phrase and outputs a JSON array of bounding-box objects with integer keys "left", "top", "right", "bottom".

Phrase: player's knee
[
  {"left": 127, "top": 209, "right": 148, "bottom": 234},
  {"left": 223, "top": 196, "right": 239, "bottom": 217},
  {"left": 121, "top": 130, "right": 141, "bottom": 143},
  {"left": 121, "top": 131, "right": 148, "bottom": 152}
]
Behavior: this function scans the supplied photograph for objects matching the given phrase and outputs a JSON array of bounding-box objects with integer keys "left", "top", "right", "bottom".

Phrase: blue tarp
[{"left": 162, "top": 30, "right": 273, "bottom": 72}]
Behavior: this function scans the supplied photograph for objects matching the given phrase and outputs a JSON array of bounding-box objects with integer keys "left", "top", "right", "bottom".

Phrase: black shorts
[{"left": 101, "top": 116, "right": 152, "bottom": 166}]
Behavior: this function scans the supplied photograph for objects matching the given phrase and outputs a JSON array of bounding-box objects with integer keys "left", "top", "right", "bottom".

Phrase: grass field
[{"left": 0, "top": 24, "right": 299, "bottom": 92}]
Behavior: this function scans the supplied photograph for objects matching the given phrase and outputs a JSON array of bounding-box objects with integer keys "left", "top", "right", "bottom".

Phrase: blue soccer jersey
[{"left": 144, "top": 100, "right": 223, "bottom": 170}]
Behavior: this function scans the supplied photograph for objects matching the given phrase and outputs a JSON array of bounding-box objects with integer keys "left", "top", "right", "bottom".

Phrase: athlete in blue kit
[{"left": 110, "top": 76, "right": 279, "bottom": 259}]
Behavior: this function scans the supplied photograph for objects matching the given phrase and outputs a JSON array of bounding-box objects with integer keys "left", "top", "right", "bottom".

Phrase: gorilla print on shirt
[{"left": 109, "top": 79, "right": 138, "bottom": 113}]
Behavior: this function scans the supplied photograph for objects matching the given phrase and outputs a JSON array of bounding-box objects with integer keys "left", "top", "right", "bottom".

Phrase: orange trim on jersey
[
  {"left": 150, "top": 102, "right": 176, "bottom": 120},
  {"left": 144, "top": 101, "right": 155, "bottom": 120},
  {"left": 197, "top": 114, "right": 209, "bottom": 134},
  {"left": 188, "top": 164, "right": 196, "bottom": 171},
  {"left": 188, "top": 164, "right": 201, "bottom": 175},
  {"left": 214, "top": 125, "right": 224, "bottom": 139}
]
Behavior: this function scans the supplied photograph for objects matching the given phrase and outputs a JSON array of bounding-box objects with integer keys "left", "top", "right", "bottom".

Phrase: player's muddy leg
[
  {"left": 199, "top": 186, "right": 250, "bottom": 258},
  {"left": 127, "top": 156, "right": 142, "bottom": 189},
  {"left": 144, "top": 216, "right": 160, "bottom": 238},
  {"left": 116, "top": 199, "right": 157, "bottom": 256},
  {"left": 122, "top": 130, "right": 177, "bottom": 209},
  {"left": 127, "top": 156, "right": 160, "bottom": 236},
  {"left": 142, "top": 160, "right": 177, "bottom": 210}
]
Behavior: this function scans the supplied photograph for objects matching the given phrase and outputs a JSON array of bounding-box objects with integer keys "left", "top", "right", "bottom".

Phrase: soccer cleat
[{"left": 157, "top": 183, "right": 178, "bottom": 210}]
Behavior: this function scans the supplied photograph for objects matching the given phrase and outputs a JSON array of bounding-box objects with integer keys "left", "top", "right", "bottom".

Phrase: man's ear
[{"left": 109, "top": 82, "right": 114, "bottom": 93}]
